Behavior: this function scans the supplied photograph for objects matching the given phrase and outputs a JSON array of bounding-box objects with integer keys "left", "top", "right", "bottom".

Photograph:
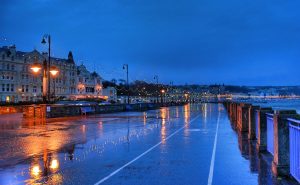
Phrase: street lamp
[
  {"left": 30, "top": 63, "right": 42, "bottom": 73},
  {"left": 169, "top": 81, "right": 173, "bottom": 103},
  {"left": 161, "top": 89, "right": 165, "bottom": 103},
  {"left": 41, "top": 34, "right": 51, "bottom": 102},
  {"left": 31, "top": 60, "right": 47, "bottom": 102},
  {"left": 123, "top": 64, "right": 129, "bottom": 104},
  {"left": 30, "top": 61, "right": 59, "bottom": 103},
  {"left": 50, "top": 66, "right": 59, "bottom": 100},
  {"left": 154, "top": 75, "right": 159, "bottom": 103},
  {"left": 184, "top": 93, "right": 189, "bottom": 102}
]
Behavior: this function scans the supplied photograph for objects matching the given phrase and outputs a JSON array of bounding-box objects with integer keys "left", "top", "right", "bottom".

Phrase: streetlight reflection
[
  {"left": 50, "top": 159, "right": 59, "bottom": 171},
  {"left": 184, "top": 104, "right": 190, "bottom": 124},
  {"left": 31, "top": 165, "right": 41, "bottom": 177}
]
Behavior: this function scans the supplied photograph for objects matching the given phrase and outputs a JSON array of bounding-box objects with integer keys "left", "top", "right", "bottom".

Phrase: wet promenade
[{"left": 0, "top": 104, "right": 297, "bottom": 185}]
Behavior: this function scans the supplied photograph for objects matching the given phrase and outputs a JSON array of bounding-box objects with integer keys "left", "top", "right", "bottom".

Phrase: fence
[
  {"left": 266, "top": 113, "right": 274, "bottom": 155},
  {"left": 288, "top": 118, "right": 300, "bottom": 183}
]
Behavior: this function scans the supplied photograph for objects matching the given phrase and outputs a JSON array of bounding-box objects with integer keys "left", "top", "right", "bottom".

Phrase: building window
[
  {"left": 85, "top": 87, "right": 95, "bottom": 93},
  {"left": 22, "top": 85, "right": 25, "bottom": 92},
  {"left": 2, "top": 55, "right": 4, "bottom": 60},
  {"left": 6, "top": 64, "right": 9, "bottom": 70},
  {"left": 11, "top": 65, "right": 15, "bottom": 70},
  {"left": 11, "top": 84, "right": 14, "bottom": 92},
  {"left": 11, "top": 56, "right": 14, "bottom": 61},
  {"left": 2, "top": 84, "right": 4, "bottom": 92},
  {"left": 33, "top": 86, "right": 37, "bottom": 93},
  {"left": 25, "top": 85, "right": 29, "bottom": 92},
  {"left": 6, "top": 84, "right": 9, "bottom": 91}
]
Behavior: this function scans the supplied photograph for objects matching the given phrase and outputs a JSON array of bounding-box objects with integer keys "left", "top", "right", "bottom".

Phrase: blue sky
[{"left": 1, "top": 0, "right": 300, "bottom": 85}]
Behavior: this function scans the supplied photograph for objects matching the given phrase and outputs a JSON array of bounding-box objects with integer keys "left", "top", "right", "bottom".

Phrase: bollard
[
  {"left": 271, "top": 110, "right": 297, "bottom": 177},
  {"left": 232, "top": 102, "right": 238, "bottom": 127},
  {"left": 248, "top": 106, "right": 260, "bottom": 140},
  {"left": 238, "top": 103, "right": 251, "bottom": 132},
  {"left": 256, "top": 108, "right": 273, "bottom": 152},
  {"left": 229, "top": 102, "right": 234, "bottom": 120}
]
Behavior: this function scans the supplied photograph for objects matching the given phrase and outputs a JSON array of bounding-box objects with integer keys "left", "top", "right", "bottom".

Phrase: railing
[
  {"left": 266, "top": 113, "right": 274, "bottom": 155},
  {"left": 255, "top": 110, "right": 259, "bottom": 139},
  {"left": 288, "top": 118, "right": 300, "bottom": 183}
]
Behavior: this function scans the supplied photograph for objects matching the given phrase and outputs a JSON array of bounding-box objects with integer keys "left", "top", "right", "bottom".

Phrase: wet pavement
[{"left": 0, "top": 104, "right": 298, "bottom": 185}]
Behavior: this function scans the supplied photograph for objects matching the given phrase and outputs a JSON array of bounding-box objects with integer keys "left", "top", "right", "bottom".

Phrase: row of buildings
[{"left": 0, "top": 45, "right": 116, "bottom": 103}]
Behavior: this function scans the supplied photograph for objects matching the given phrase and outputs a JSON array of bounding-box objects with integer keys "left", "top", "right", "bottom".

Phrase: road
[{"left": 0, "top": 104, "right": 296, "bottom": 185}]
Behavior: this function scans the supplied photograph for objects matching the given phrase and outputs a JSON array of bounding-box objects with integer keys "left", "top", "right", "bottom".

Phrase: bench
[{"left": 80, "top": 106, "right": 95, "bottom": 115}]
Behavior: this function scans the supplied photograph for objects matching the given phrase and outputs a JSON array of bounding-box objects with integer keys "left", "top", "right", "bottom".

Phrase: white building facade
[{"left": 0, "top": 45, "right": 103, "bottom": 103}]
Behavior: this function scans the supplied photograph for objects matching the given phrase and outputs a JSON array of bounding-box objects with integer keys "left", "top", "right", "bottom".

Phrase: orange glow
[
  {"left": 50, "top": 66, "right": 59, "bottom": 76},
  {"left": 30, "top": 64, "right": 42, "bottom": 73},
  {"left": 31, "top": 165, "right": 41, "bottom": 176},
  {"left": 184, "top": 104, "right": 190, "bottom": 124},
  {"left": 161, "top": 89, "right": 165, "bottom": 93},
  {"left": 50, "top": 159, "right": 59, "bottom": 170}
]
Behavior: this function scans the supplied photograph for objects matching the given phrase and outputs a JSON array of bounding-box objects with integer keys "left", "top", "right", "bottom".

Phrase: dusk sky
[{"left": 1, "top": 0, "right": 300, "bottom": 86}]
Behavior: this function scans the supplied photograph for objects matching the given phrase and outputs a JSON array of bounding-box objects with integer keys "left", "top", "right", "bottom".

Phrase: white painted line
[
  {"left": 207, "top": 111, "right": 221, "bottom": 185},
  {"left": 94, "top": 115, "right": 201, "bottom": 185}
]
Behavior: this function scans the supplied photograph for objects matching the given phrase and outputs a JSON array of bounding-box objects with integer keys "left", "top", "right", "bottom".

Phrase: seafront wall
[
  {"left": 0, "top": 106, "right": 22, "bottom": 114},
  {"left": 23, "top": 102, "right": 186, "bottom": 119},
  {"left": 223, "top": 101, "right": 300, "bottom": 183}
]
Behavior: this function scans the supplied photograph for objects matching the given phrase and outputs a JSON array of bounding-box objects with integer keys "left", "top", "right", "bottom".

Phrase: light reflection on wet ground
[{"left": 0, "top": 104, "right": 298, "bottom": 185}]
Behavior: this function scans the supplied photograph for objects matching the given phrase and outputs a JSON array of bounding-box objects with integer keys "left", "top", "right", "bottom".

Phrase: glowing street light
[
  {"left": 30, "top": 63, "right": 42, "bottom": 73},
  {"left": 31, "top": 165, "right": 41, "bottom": 177},
  {"left": 30, "top": 62, "right": 59, "bottom": 102},
  {"left": 161, "top": 89, "right": 165, "bottom": 103},
  {"left": 50, "top": 66, "right": 59, "bottom": 99},
  {"left": 50, "top": 66, "right": 59, "bottom": 76},
  {"left": 50, "top": 159, "right": 59, "bottom": 170}
]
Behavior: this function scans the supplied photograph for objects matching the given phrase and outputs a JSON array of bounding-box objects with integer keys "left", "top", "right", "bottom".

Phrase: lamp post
[
  {"left": 41, "top": 35, "right": 51, "bottom": 102},
  {"left": 123, "top": 64, "right": 129, "bottom": 104},
  {"left": 50, "top": 66, "right": 59, "bottom": 100},
  {"left": 154, "top": 75, "right": 159, "bottom": 103},
  {"left": 170, "top": 81, "right": 173, "bottom": 103},
  {"left": 161, "top": 89, "right": 165, "bottom": 103},
  {"left": 30, "top": 62, "right": 59, "bottom": 104}
]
